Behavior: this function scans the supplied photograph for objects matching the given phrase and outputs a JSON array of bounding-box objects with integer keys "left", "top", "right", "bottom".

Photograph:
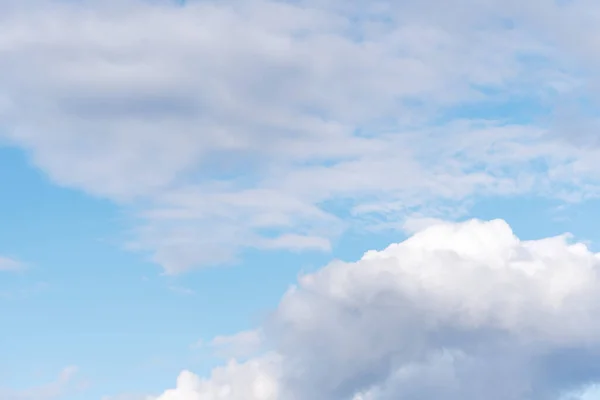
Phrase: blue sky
[
  {"left": 4, "top": 1, "right": 600, "bottom": 399},
  {"left": 0, "top": 147, "right": 324, "bottom": 397}
]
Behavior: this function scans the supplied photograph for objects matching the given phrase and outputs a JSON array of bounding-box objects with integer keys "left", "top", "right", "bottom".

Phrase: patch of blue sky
[
  {"left": 468, "top": 194, "right": 600, "bottom": 253},
  {"left": 438, "top": 90, "right": 553, "bottom": 126},
  {"left": 0, "top": 147, "right": 252, "bottom": 396}
]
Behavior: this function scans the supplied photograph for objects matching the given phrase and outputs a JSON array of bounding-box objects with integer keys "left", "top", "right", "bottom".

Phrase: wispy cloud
[{"left": 1, "top": 0, "right": 600, "bottom": 274}]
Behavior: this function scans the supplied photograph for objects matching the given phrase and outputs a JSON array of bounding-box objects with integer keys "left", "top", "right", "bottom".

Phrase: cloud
[
  {"left": 152, "top": 355, "right": 280, "bottom": 400},
  {"left": 2, "top": 0, "right": 600, "bottom": 272},
  {"left": 0, "top": 256, "right": 23, "bottom": 272},
  {"left": 151, "top": 219, "right": 600, "bottom": 399},
  {"left": 0, "top": 366, "right": 80, "bottom": 400},
  {"left": 400, "top": 216, "right": 448, "bottom": 234}
]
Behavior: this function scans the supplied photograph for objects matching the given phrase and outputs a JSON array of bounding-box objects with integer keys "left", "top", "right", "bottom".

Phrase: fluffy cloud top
[
  {"left": 153, "top": 356, "right": 280, "bottom": 400},
  {"left": 151, "top": 219, "right": 600, "bottom": 400},
  {"left": 2, "top": 0, "right": 600, "bottom": 272}
]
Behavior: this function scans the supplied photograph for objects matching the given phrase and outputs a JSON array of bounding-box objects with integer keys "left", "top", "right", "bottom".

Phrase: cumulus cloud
[
  {"left": 2, "top": 0, "right": 600, "bottom": 272},
  {"left": 152, "top": 355, "right": 280, "bottom": 400},
  {"left": 150, "top": 219, "right": 600, "bottom": 399}
]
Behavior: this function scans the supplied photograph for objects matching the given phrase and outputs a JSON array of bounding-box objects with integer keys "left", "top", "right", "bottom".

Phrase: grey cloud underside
[
  {"left": 2, "top": 0, "right": 600, "bottom": 273},
  {"left": 58, "top": 94, "right": 199, "bottom": 120}
]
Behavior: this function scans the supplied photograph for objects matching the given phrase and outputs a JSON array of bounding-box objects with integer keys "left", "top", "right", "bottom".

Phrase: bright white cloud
[
  {"left": 152, "top": 355, "right": 280, "bottom": 400},
  {"left": 151, "top": 219, "right": 600, "bottom": 399},
  {"left": 2, "top": 0, "right": 600, "bottom": 272}
]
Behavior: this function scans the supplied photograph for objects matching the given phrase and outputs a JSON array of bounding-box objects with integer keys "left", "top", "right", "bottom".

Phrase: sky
[{"left": 6, "top": 0, "right": 600, "bottom": 399}]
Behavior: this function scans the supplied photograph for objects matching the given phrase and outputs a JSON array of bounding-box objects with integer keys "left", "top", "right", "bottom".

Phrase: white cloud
[
  {"left": 2, "top": 0, "right": 600, "bottom": 272},
  {"left": 152, "top": 355, "right": 280, "bottom": 400},
  {"left": 151, "top": 219, "right": 600, "bottom": 399}
]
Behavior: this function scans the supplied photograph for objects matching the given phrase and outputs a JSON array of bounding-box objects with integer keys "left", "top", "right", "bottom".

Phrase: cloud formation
[
  {"left": 2, "top": 0, "right": 600, "bottom": 272},
  {"left": 150, "top": 219, "right": 600, "bottom": 399}
]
